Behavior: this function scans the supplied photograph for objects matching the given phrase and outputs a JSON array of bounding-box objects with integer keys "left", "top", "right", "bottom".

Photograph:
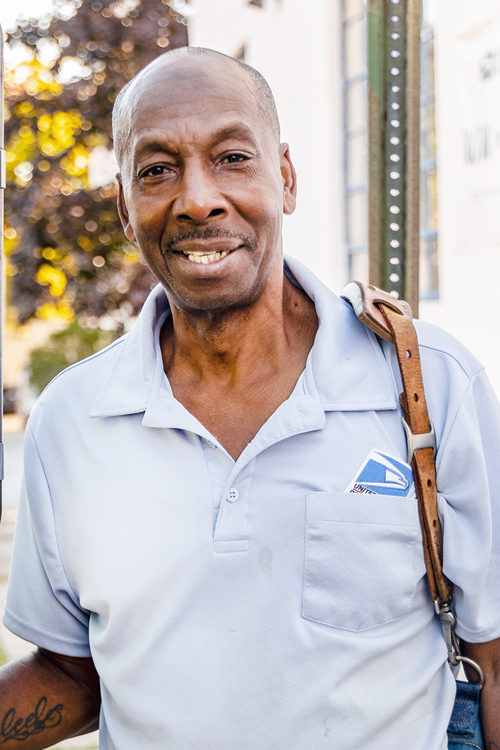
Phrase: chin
[{"left": 168, "top": 287, "right": 258, "bottom": 317}]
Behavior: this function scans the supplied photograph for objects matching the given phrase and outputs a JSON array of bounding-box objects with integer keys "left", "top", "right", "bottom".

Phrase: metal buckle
[
  {"left": 402, "top": 417, "right": 436, "bottom": 463},
  {"left": 436, "top": 604, "right": 461, "bottom": 666},
  {"left": 435, "top": 600, "right": 485, "bottom": 690}
]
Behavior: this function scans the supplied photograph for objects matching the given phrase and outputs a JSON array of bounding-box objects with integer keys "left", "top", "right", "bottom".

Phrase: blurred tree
[
  {"left": 28, "top": 319, "right": 115, "bottom": 394},
  {"left": 4, "top": 0, "right": 188, "bottom": 327}
]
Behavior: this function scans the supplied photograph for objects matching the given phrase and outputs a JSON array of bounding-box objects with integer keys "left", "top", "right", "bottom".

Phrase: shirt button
[
  {"left": 207, "top": 440, "right": 217, "bottom": 449},
  {"left": 227, "top": 487, "right": 239, "bottom": 503}
]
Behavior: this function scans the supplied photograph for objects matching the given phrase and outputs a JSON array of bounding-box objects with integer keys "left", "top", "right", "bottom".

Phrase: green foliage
[{"left": 28, "top": 319, "right": 115, "bottom": 394}]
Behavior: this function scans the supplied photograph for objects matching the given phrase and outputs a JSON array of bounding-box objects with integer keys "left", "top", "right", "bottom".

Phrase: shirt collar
[
  {"left": 90, "top": 254, "right": 397, "bottom": 419},
  {"left": 284, "top": 256, "right": 397, "bottom": 411}
]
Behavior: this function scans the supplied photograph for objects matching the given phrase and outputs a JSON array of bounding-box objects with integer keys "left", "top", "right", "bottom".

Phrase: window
[{"left": 342, "top": 0, "right": 439, "bottom": 297}]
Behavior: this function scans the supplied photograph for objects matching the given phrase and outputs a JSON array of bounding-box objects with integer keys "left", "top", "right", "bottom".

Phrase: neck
[{"left": 161, "top": 264, "right": 314, "bottom": 387}]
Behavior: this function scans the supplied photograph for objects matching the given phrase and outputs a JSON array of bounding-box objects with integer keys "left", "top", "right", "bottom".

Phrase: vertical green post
[{"left": 368, "top": 0, "right": 421, "bottom": 317}]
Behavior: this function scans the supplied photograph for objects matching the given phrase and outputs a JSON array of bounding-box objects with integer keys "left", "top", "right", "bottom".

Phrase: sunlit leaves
[
  {"left": 5, "top": 56, "right": 62, "bottom": 99},
  {"left": 38, "top": 110, "right": 82, "bottom": 155},
  {"left": 5, "top": 127, "right": 36, "bottom": 184},
  {"left": 36, "top": 264, "right": 68, "bottom": 297},
  {"left": 14, "top": 102, "right": 37, "bottom": 118},
  {"left": 37, "top": 301, "right": 75, "bottom": 320},
  {"left": 5, "top": 0, "right": 188, "bottom": 325}
]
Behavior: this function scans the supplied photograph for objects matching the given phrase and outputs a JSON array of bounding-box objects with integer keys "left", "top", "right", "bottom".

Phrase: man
[{"left": 1, "top": 47, "right": 500, "bottom": 750}]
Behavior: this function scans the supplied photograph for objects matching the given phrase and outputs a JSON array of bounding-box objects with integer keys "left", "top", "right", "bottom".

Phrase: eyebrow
[
  {"left": 133, "top": 123, "right": 259, "bottom": 163},
  {"left": 210, "top": 124, "right": 258, "bottom": 145}
]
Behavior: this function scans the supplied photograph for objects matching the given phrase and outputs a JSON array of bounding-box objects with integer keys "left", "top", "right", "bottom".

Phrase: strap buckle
[
  {"left": 435, "top": 600, "right": 485, "bottom": 689},
  {"left": 402, "top": 416, "right": 436, "bottom": 463}
]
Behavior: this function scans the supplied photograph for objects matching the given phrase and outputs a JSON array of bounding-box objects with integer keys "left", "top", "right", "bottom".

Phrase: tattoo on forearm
[
  {"left": 0, "top": 698, "right": 63, "bottom": 743},
  {"left": 488, "top": 743, "right": 500, "bottom": 750}
]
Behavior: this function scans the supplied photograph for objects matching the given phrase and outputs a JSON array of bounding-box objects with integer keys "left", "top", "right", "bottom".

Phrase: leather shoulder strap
[{"left": 341, "top": 281, "right": 453, "bottom": 607}]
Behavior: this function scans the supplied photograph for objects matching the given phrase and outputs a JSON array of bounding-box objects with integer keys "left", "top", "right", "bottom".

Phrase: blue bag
[{"left": 447, "top": 681, "right": 484, "bottom": 749}]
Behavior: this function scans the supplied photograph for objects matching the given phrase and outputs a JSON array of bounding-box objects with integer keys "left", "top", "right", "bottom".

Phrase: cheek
[
  {"left": 128, "top": 202, "right": 165, "bottom": 248},
  {"left": 241, "top": 185, "right": 283, "bottom": 231}
]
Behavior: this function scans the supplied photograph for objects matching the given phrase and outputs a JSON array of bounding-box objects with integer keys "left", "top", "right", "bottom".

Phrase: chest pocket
[{"left": 302, "top": 492, "right": 422, "bottom": 631}]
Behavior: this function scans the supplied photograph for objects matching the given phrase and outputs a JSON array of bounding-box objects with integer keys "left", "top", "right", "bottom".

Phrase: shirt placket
[
  {"left": 212, "top": 459, "right": 256, "bottom": 553},
  {"left": 212, "top": 396, "right": 326, "bottom": 554}
]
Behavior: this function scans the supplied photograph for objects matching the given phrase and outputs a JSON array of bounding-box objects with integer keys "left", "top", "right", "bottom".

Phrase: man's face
[{"left": 117, "top": 55, "right": 296, "bottom": 315}]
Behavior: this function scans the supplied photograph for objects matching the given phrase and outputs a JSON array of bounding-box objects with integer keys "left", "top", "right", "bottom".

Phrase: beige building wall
[{"left": 189, "top": 0, "right": 347, "bottom": 292}]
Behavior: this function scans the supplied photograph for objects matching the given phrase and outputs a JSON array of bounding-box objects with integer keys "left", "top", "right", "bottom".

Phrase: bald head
[{"left": 112, "top": 47, "right": 281, "bottom": 171}]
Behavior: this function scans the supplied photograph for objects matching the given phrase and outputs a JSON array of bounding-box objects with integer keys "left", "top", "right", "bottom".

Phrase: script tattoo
[{"left": 0, "top": 698, "right": 63, "bottom": 743}]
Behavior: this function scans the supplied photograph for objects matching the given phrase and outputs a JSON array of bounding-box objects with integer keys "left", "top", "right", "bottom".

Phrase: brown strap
[
  {"left": 340, "top": 281, "right": 453, "bottom": 606},
  {"left": 340, "top": 281, "right": 413, "bottom": 343},
  {"left": 377, "top": 303, "right": 452, "bottom": 606}
]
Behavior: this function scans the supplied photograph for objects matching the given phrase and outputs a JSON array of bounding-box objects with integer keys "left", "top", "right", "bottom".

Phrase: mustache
[{"left": 162, "top": 227, "right": 257, "bottom": 254}]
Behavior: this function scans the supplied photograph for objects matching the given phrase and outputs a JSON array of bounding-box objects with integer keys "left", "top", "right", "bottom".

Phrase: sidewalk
[{"left": 0, "top": 417, "right": 99, "bottom": 749}]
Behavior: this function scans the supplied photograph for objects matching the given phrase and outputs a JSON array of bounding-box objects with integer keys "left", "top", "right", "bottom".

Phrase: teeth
[{"left": 185, "top": 250, "right": 229, "bottom": 265}]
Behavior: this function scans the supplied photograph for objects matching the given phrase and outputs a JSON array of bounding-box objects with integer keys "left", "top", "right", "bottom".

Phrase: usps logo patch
[{"left": 345, "top": 449, "right": 414, "bottom": 497}]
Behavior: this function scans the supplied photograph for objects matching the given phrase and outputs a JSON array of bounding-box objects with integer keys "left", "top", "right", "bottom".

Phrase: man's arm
[
  {"left": 0, "top": 648, "right": 100, "bottom": 749},
  {"left": 461, "top": 638, "right": 500, "bottom": 749}
]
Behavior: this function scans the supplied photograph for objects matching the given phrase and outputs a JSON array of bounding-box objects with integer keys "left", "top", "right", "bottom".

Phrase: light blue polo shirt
[{"left": 5, "top": 256, "right": 500, "bottom": 750}]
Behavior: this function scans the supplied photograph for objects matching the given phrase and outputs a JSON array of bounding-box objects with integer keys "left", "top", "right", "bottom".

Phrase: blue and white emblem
[{"left": 345, "top": 449, "right": 414, "bottom": 497}]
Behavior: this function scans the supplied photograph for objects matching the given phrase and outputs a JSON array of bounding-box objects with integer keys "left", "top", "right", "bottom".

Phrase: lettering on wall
[{"left": 464, "top": 124, "right": 489, "bottom": 163}]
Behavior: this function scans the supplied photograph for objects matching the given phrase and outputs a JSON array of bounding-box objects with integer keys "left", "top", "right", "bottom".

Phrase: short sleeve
[
  {"left": 3, "top": 425, "right": 91, "bottom": 656},
  {"left": 437, "top": 368, "right": 500, "bottom": 642}
]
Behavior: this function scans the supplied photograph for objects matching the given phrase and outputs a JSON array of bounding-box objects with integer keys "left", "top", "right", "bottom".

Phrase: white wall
[
  {"left": 190, "top": 0, "right": 500, "bottom": 394},
  {"left": 189, "top": 0, "right": 347, "bottom": 292},
  {"left": 421, "top": 0, "right": 500, "bottom": 392}
]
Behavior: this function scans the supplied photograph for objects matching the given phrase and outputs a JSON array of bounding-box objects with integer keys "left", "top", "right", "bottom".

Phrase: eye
[
  {"left": 140, "top": 164, "right": 172, "bottom": 178},
  {"left": 221, "top": 153, "right": 248, "bottom": 164}
]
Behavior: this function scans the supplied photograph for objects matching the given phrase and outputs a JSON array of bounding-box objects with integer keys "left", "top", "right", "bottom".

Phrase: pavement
[{"left": 0, "top": 417, "right": 99, "bottom": 749}]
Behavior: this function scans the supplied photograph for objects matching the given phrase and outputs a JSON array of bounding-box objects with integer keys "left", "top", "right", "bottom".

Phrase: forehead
[{"left": 127, "top": 58, "right": 265, "bottom": 146}]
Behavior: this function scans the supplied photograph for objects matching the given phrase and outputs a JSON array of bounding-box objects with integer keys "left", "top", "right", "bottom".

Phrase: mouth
[
  {"left": 164, "top": 231, "right": 254, "bottom": 271},
  {"left": 173, "top": 238, "right": 243, "bottom": 266},
  {"left": 180, "top": 249, "right": 232, "bottom": 265}
]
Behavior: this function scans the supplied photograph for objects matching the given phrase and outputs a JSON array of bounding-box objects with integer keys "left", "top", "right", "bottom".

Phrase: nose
[{"left": 172, "top": 160, "right": 228, "bottom": 225}]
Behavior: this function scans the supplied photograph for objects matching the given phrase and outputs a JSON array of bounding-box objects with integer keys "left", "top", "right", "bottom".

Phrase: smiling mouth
[
  {"left": 181, "top": 249, "right": 231, "bottom": 265},
  {"left": 166, "top": 230, "right": 253, "bottom": 265}
]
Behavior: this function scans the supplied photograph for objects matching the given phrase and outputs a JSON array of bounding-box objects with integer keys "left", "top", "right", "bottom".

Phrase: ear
[
  {"left": 279, "top": 144, "right": 297, "bottom": 215},
  {"left": 116, "top": 174, "right": 137, "bottom": 243}
]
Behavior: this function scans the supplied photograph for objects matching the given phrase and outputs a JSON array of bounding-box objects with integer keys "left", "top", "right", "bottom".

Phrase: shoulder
[
  {"left": 413, "top": 319, "right": 484, "bottom": 380},
  {"left": 379, "top": 317, "right": 484, "bottom": 394}
]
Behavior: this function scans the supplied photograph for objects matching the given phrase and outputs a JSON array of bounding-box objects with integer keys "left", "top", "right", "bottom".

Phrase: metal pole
[
  {"left": 368, "top": 0, "right": 421, "bottom": 317},
  {"left": 0, "top": 24, "right": 5, "bottom": 521}
]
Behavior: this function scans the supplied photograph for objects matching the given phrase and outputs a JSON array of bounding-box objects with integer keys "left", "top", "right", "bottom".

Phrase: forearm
[
  {"left": 0, "top": 649, "right": 100, "bottom": 749},
  {"left": 461, "top": 639, "right": 500, "bottom": 750},
  {"left": 479, "top": 679, "right": 500, "bottom": 750}
]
